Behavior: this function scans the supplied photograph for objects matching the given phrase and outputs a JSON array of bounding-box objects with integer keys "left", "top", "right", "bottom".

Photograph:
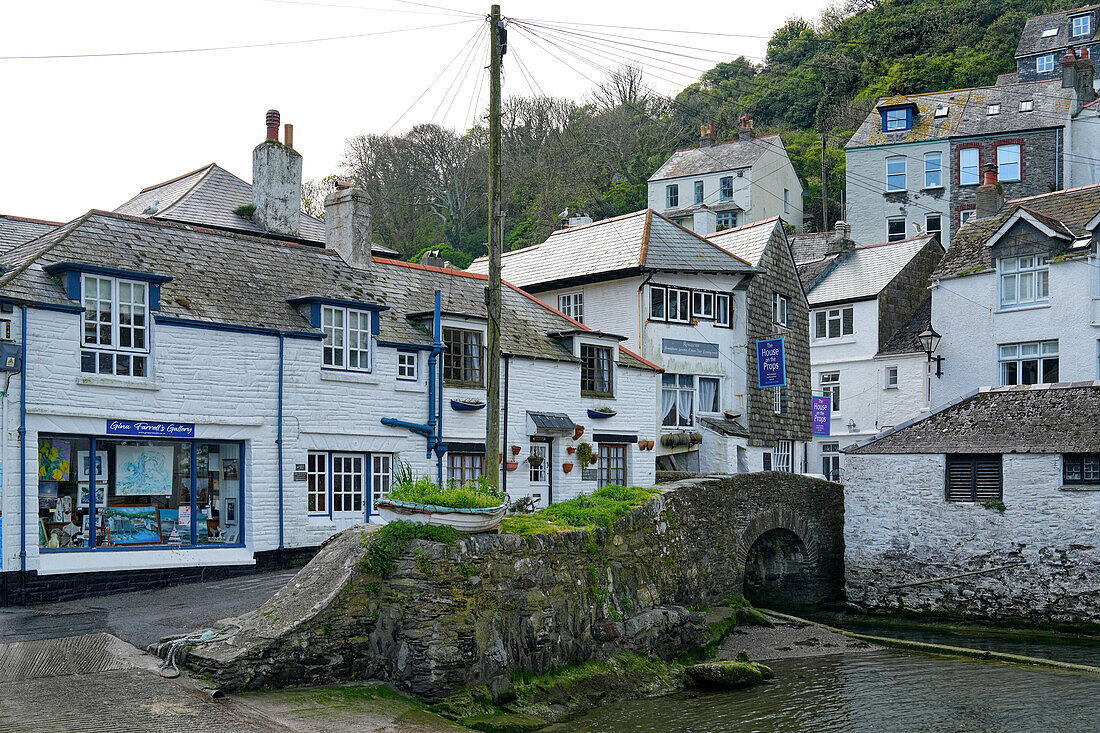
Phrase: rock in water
[{"left": 685, "top": 661, "right": 774, "bottom": 688}]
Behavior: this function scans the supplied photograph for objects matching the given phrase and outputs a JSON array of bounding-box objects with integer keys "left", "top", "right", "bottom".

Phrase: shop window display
[{"left": 37, "top": 435, "right": 243, "bottom": 550}]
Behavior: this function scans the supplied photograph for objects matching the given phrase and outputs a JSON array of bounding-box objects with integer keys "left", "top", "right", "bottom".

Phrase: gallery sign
[
  {"left": 662, "top": 339, "right": 719, "bottom": 359},
  {"left": 106, "top": 420, "right": 195, "bottom": 438},
  {"left": 756, "top": 338, "right": 787, "bottom": 388},
  {"left": 811, "top": 396, "right": 832, "bottom": 436}
]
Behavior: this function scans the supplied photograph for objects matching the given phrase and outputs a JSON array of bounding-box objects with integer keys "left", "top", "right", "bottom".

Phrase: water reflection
[{"left": 564, "top": 651, "right": 1099, "bottom": 732}]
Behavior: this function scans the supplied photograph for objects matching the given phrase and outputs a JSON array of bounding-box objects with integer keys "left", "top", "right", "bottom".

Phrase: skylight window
[
  {"left": 1020, "top": 100, "right": 1034, "bottom": 112},
  {"left": 987, "top": 104, "right": 1001, "bottom": 116},
  {"left": 934, "top": 105, "right": 949, "bottom": 118},
  {"left": 1042, "top": 28, "right": 1058, "bottom": 38}
]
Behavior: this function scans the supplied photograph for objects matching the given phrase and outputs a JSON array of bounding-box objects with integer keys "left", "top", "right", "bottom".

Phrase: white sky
[{"left": 0, "top": 0, "right": 829, "bottom": 223}]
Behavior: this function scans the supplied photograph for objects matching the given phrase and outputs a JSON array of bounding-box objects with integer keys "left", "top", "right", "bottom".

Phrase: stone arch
[{"left": 735, "top": 507, "right": 819, "bottom": 571}]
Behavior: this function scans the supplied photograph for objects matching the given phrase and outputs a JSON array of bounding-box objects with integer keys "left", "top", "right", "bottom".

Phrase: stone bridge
[{"left": 185, "top": 473, "right": 843, "bottom": 697}]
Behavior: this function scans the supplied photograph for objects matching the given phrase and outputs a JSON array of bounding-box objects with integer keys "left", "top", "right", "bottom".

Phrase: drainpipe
[
  {"left": 427, "top": 293, "right": 439, "bottom": 459},
  {"left": 502, "top": 354, "right": 511, "bottom": 496},
  {"left": 277, "top": 333, "right": 285, "bottom": 550},
  {"left": 19, "top": 305, "right": 27, "bottom": 599},
  {"left": 435, "top": 291, "right": 444, "bottom": 482}
]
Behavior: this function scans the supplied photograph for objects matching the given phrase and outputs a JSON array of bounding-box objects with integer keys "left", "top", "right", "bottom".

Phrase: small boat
[
  {"left": 450, "top": 399, "right": 487, "bottom": 411},
  {"left": 375, "top": 498, "right": 507, "bottom": 533},
  {"left": 587, "top": 408, "right": 616, "bottom": 419}
]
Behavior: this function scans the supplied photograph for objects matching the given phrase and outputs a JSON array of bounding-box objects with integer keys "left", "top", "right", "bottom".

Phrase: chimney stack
[
  {"left": 827, "top": 220, "right": 855, "bottom": 254},
  {"left": 693, "top": 204, "right": 718, "bottom": 235},
  {"left": 284, "top": 123, "right": 294, "bottom": 149},
  {"left": 973, "top": 162, "right": 1004, "bottom": 221},
  {"left": 1076, "top": 55, "right": 1096, "bottom": 114},
  {"left": 700, "top": 122, "right": 715, "bottom": 148},
  {"left": 253, "top": 109, "right": 302, "bottom": 237},
  {"left": 325, "top": 180, "right": 373, "bottom": 269},
  {"left": 738, "top": 114, "right": 753, "bottom": 142}
]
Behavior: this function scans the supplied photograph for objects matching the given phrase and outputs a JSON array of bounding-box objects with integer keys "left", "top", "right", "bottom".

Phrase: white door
[{"left": 331, "top": 453, "right": 366, "bottom": 526}]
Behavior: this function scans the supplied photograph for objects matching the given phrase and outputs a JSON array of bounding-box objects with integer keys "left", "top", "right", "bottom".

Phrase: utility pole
[{"left": 485, "top": 4, "right": 503, "bottom": 489}]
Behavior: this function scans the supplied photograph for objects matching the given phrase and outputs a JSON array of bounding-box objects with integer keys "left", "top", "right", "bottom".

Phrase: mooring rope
[{"left": 158, "top": 624, "right": 241, "bottom": 678}]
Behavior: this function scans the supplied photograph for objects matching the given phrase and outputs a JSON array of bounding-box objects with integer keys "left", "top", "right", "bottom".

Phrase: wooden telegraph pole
[{"left": 486, "top": 4, "right": 504, "bottom": 489}]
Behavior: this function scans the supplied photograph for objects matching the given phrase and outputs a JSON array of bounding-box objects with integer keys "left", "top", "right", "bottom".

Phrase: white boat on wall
[{"left": 375, "top": 499, "right": 507, "bottom": 533}]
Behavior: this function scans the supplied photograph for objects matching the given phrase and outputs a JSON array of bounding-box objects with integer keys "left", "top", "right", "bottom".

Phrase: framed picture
[
  {"left": 77, "top": 482, "right": 106, "bottom": 508},
  {"left": 38, "top": 438, "right": 72, "bottom": 482},
  {"left": 224, "top": 497, "right": 238, "bottom": 526},
  {"left": 100, "top": 505, "right": 161, "bottom": 546},
  {"left": 115, "top": 445, "right": 173, "bottom": 496},
  {"left": 77, "top": 451, "right": 109, "bottom": 482},
  {"left": 222, "top": 458, "right": 239, "bottom": 481},
  {"left": 39, "top": 481, "right": 59, "bottom": 498}
]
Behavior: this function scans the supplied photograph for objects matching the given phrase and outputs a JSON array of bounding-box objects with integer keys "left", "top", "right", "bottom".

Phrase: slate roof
[
  {"left": 996, "top": 72, "right": 1019, "bottom": 86},
  {"left": 802, "top": 235, "right": 936, "bottom": 306},
  {"left": 789, "top": 230, "right": 847, "bottom": 264},
  {"left": 876, "top": 296, "right": 931, "bottom": 356},
  {"left": 0, "top": 215, "right": 59, "bottom": 255},
  {"left": 467, "top": 210, "right": 757, "bottom": 290},
  {"left": 1016, "top": 6, "right": 1100, "bottom": 58},
  {"left": 663, "top": 200, "right": 742, "bottom": 220},
  {"left": 933, "top": 184, "right": 1100, "bottom": 279},
  {"left": 114, "top": 163, "right": 397, "bottom": 255},
  {"left": 705, "top": 217, "right": 780, "bottom": 267},
  {"left": 795, "top": 254, "right": 842, "bottom": 293},
  {"left": 698, "top": 415, "right": 749, "bottom": 438},
  {"left": 848, "top": 382, "right": 1100, "bottom": 454},
  {"left": 0, "top": 210, "right": 654, "bottom": 370},
  {"left": 846, "top": 80, "right": 1072, "bottom": 149},
  {"left": 648, "top": 135, "right": 783, "bottom": 182}
]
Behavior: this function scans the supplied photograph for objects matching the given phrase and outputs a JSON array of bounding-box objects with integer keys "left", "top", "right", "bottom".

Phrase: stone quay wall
[{"left": 185, "top": 473, "right": 843, "bottom": 697}]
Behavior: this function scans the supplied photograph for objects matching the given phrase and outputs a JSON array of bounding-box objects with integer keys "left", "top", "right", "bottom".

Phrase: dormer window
[
  {"left": 885, "top": 109, "right": 908, "bottom": 131},
  {"left": 580, "top": 343, "right": 613, "bottom": 398},
  {"left": 81, "top": 275, "right": 149, "bottom": 377},
  {"left": 1072, "top": 15, "right": 1091, "bottom": 38},
  {"left": 322, "top": 305, "right": 372, "bottom": 371},
  {"left": 1042, "top": 27, "right": 1058, "bottom": 38},
  {"left": 443, "top": 327, "right": 484, "bottom": 386},
  {"left": 987, "top": 104, "right": 1000, "bottom": 116}
]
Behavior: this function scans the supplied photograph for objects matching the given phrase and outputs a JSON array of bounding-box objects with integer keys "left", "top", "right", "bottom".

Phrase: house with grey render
[
  {"left": 844, "top": 53, "right": 1100, "bottom": 249},
  {"left": 1015, "top": 4, "right": 1100, "bottom": 84},
  {"left": 0, "top": 113, "right": 659, "bottom": 604},
  {"left": 843, "top": 382, "right": 1100, "bottom": 628},
  {"left": 470, "top": 211, "right": 814, "bottom": 474},
  {"left": 928, "top": 181, "right": 1100, "bottom": 409},
  {"left": 647, "top": 120, "right": 804, "bottom": 235},
  {"left": 791, "top": 227, "right": 943, "bottom": 482}
]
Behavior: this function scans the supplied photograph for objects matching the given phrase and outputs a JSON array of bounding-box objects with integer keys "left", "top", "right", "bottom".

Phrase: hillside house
[
  {"left": 1015, "top": 5, "right": 1100, "bottom": 84},
  {"left": 647, "top": 120, "right": 804, "bottom": 234}
]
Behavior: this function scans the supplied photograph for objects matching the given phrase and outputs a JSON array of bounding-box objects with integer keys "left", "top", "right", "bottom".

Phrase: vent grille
[{"left": 946, "top": 454, "right": 1003, "bottom": 502}]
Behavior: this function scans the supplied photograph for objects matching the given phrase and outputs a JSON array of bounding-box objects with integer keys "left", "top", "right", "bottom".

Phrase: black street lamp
[{"left": 918, "top": 327, "right": 944, "bottom": 378}]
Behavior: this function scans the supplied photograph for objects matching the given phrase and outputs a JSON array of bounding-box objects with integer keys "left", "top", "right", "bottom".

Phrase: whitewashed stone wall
[{"left": 845, "top": 452, "right": 1100, "bottom": 626}]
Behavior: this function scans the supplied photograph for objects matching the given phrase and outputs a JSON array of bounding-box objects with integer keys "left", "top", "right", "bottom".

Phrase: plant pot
[
  {"left": 647, "top": 440, "right": 655, "bottom": 450},
  {"left": 573, "top": 425, "right": 585, "bottom": 440},
  {"left": 638, "top": 440, "right": 646, "bottom": 449},
  {"left": 567, "top": 446, "right": 576, "bottom": 455},
  {"left": 506, "top": 461, "right": 519, "bottom": 471},
  {"left": 588, "top": 408, "right": 616, "bottom": 419},
  {"left": 562, "top": 462, "right": 574, "bottom": 473},
  {"left": 511, "top": 445, "right": 522, "bottom": 456}
]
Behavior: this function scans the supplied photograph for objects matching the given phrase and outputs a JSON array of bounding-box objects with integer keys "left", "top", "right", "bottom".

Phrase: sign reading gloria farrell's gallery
[
  {"left": 756, "top": 338, "right": 787, "bottom": 388},
  {"left": 105, "top": 420, "right": 196, "bottom": 438},
  {"left": 662, "top": 339, "right": 719, "bottom": 358}
]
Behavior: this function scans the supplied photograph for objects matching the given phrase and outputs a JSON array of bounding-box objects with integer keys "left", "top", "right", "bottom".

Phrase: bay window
[
  {"left": 81, "top": 275, "right": 149, "bottom": 377},
  {"left": 716, "top": 211, "right": 737, "bottom": 229},
  {"left": 322, "top": 305, "right": 372, "bottom": 371}
]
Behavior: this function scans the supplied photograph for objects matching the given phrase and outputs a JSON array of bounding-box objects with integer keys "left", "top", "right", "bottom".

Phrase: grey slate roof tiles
[
  {"left": 846, "top": 80, "right": 1072, "bottom": 149},
  {"left": 0, "top": 215, "right": 59, "bottom": 255},
  {"left": 876, "top": 296, "right": 931, "bottom": 356},
  {"left": 789, "top": 230, "right": 847, "bottom": 264},
  {"left": 848, "top": 382, "right": 1100, "bottom": 454},
  {"left": 1016, "top": 5, "right": 1100, "bottom": 58},
  {"left": 933, "top": 184, "right": 1100, "bottom": 279},
  {"left": 705, "top": 217, "right": 780, "bottom": 268},
  {"left": 468, "top": 210, "right": 756, "bottom": 290},
  {"left": 802, "top": 235, "right": 936, "bottom": 306},
  {"left": 648, "top": 135, "right": 782, "bottom": 182},
  {"left": 0, "top": 210, "right": 654, "bottom": 370}
]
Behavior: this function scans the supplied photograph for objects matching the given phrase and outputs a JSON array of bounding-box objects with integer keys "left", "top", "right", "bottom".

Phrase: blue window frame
[
  {"left": 694, "top": 181, "right": 704, "bottom": 205},
  {"left": 666, "top": 184, "right": 679, "bottom": 209},
  {"left": 719, "top": 176, "right": 734, "bottom": 201},
  {"left": 716, "top": 211, "right": 737, "bottom": 229}
]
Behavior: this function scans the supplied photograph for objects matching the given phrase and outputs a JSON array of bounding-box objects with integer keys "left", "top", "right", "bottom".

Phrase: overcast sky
[{"left": 1, "top": 0, "right": 828, "bottom": 223}]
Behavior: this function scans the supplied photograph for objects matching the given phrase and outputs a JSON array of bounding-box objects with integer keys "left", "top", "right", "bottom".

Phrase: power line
[
  {"left": 0, "top": 17, "right": 479, "bottom": 61},
  {"left": 261, "top": 0, "right": 473, "bottom": 16}
]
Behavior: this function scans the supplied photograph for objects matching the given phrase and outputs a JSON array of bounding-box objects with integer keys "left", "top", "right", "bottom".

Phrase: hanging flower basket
[
  {"left": 573, "top": 425, "right": 585, "bottom": 440},
  {"left": 562, "top": 462, "right": 574, "bottom": 473},
  {"left": 588, "top": 408, "right": 616, "bottom": 419},
  {"left": 525, "top": 455, "right": 544, "bottom": 467},
  {"left": 451, "top": 399, "right": 486, "bottom": 411},
  {"left": 506, "top": 461, "right": 519, "bottom": 472},
  {"left": 567, "top": 446, "right": 577, "bottom": 455}
]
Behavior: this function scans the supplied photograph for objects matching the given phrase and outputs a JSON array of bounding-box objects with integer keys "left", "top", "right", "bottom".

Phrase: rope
[{"left": 158, "top": 623, "right": 242, "bottom": 679}]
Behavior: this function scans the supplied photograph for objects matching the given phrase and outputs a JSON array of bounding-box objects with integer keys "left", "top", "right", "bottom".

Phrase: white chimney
[
  {"left": 252, "top": 109, "right": 303, "bottom": 237},
  {"left": 694, "top": 205, "right": 717, "bottom": 235},
  {"left": 325, "top": 181, "right": 373, "bottom": 269}
]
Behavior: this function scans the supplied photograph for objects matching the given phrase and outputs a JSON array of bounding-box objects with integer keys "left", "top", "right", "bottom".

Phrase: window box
[
  {"left": 587, "top": 408, "right": 617, "bottom": 419},
  {"left": 450, "top": 398, "right": 486, "bottom": 411}
]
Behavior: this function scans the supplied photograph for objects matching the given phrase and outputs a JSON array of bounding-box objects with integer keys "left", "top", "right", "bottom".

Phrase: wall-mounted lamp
[
  {"left": 918, "top": 327, "right": 944, "bottom": 378},
  {"left": 847, "top": 419, "right": 857, "bottom": 433}
]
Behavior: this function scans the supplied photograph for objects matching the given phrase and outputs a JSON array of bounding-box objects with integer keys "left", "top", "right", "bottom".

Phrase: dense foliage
[
  {"left": 324, "top": 1, "right": 1072, "bottom": 260},
  {"left": 500, "top": 484, "right": 663, "bottom": 534},
  {"left": 387, "top": 472, "right": 508, "bottom": 509}
]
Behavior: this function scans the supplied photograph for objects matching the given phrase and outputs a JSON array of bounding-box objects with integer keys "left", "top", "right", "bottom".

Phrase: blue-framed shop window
[{"left": 36, "top": 433, "right": 245, "bottom": 552}]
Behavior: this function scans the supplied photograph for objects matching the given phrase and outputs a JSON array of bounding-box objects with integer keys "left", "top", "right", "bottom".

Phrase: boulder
[{"left": 685, "top": 660, "right": 774, "bottom": 688}]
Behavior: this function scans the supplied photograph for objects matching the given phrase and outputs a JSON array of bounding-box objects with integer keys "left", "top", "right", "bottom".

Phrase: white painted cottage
[
  {"left": 0, "top": 118, "right": 658, "bottom": 602},
  {"left": 844, "top": 382, "right": 1100, "bottom": 627}
]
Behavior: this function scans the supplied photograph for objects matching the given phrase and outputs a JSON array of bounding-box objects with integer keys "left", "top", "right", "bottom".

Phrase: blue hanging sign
[
  {"left": 757, "top": 338, "right": 787, "bottom": 388},
  {"left": 106, "top": 420, "right": 195, "bottom": 438},
  {"left": 811, "top": 395, "right": 832, "bottom": 436}
]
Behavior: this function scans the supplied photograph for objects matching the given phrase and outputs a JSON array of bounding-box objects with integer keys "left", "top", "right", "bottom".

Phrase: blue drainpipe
[
  {"left": 434, "top": 290, "right": 445, "bottom": 481},
  {"left": 19, "top": 305, "right": 28, "bottom": 586},
  {"left": 277, "top": 333, "right": 285, "bottom": 550}
]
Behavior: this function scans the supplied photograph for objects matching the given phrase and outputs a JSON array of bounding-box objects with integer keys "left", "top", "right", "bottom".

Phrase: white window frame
[
  {"left": 773, "top": 293, "right": 790, "bottom": 327},
  {"left": 925, "top": 214, "right": 942, "bottom": 241},
  {"left": 371, "top": 454, "right": 393, "bottom": 506},
  {"left": 80, "top": 275, "right": 151, "bottom": 378},
  {"left": 987, "top": 104, "right": 1000, "bottom": 116},
  {"left": 886, "top": 156, "right": 906, "bottom": 191},
  {"left": 558, "top": 291, "right": 584, "bottom": 324},
  {"left": 719, "top": 176, "right": 734, "bottom": 201},
  {"left": 773, "top": 384, "right": 787, "bottom": 415},
  {"left": 999, "top": 255, "right": 1049, "bottom": 307},
  {"left": 307, "top": 452, "right": 328, "bottom": 515},
  {"left": 666, "top": 184, "right": 679, "bottom": 209},
  {"left": 331, "top": 452, "right": 367, "bottom": 517},
  {"left": 1020, "top": 100, "right": 1034, "bottom": 112},
  {"left": 397, "top": 351, "right": 418, "bottom": 381},
  {"left": 924, "top": 152, "right": 942, "bottom": 188},
  {"left": 715, "top": 293, "right": 731, "bottom": 327},
  {"left": 1072, "top": 14, "right": 1091, "bottom": 38},
  {"left": 666, "top": 286, "right": 691, "bottom": 323},
  {"left": 959, "top": 148, "right": 980, "bottom": 186},
  {"left": 529, "top": 442, "right": 548, "bottom": 484},
  {"left": 999, "top": 340, "right": 1059, "bottom": 386},
  {"left": 1037, "top": 54, "right": 1055, "bottom": 73},
  {"left": 774, "top": 440, "right": 793, "bottom": 472},
  {"left": 650, "top": 285, "right": 666, "bottom": 320},
  {"left": 885, "top": 365, "right": 899, "bottom": 389},
  {"left": 692, "top": 290, "right": 715, "bottom": 319},
  {"left": 821, "top": 371, "right": 841, "bottom": 411},
  {"left": 698, "top": 376, "right": 721, "bottom": 413},
  {"left": 693, "top": 180, "right": 704, "bottom": 205},
  {"left": 996, "top": 144, "right": 1022, "bottom": 183},
  {"left": 885, "top": 109, "right": 908, "bottom": 131},
  {"left": 322, "top": 305, "right": 372, "bottom": 372},
  {"left": 661, "top": 373, "right": 695, "bottom": 427},
  {"left": 960, "top": 209, "right": 975, "bottom": 226},
  {"left": 813, "top": 307, "right": 854, "bottom": 340}
]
